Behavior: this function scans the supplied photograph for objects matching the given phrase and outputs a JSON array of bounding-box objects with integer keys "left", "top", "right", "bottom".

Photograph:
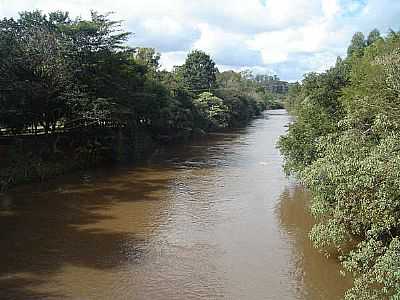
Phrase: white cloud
[
  {"left": 128, "top": 16, "right": 200, "bottom": 52},
  {"left": 249, "top": 19, "right": 338, "bottom": 64},
  {"left": 1, "top": 0, "right": 400, "bottom": 80},
  {"left": 159, "top": 51, "right": 187, "bottom": 70},
  {"left": 321, "top": 0, "right": 341, "bottom": 19},
  {"left": 193, "top": 23, "right": 263, "bottom": 67}
]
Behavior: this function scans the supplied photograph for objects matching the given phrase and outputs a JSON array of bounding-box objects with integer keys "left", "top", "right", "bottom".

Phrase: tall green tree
[
  {"left": 0, "top": 11, "right": 76, "bottom": 133},
  {"left": 366, "top": 28, "right": 381, "bottom": 46},
  {"left": 179, "top": 50, "right": 218, "bottom": 93},
  {"left": 347, "top": 32, "right": 366, "bottom": 57}
]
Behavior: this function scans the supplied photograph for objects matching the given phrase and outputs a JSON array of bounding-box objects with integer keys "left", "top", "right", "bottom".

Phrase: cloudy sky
[{"left": 1, "top": 0, "right": 399, "bottom": 81}]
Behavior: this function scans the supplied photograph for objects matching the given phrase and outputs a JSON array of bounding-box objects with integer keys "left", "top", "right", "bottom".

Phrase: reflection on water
[
  {"left": 277, "top": 186, "right": 352, "bottom": 299},
  {"left": 0, "top": 110, "right": 350, "bottom": 299}
]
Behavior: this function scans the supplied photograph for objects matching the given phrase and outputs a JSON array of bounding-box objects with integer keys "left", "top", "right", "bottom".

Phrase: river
[{"left": 0, "top": 109, "right": 351, "bottom": 299}]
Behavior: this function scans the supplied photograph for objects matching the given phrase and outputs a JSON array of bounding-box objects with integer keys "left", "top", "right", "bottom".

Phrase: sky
[{"left": 1, "top": 0, "right": 399, "bottom": 81}]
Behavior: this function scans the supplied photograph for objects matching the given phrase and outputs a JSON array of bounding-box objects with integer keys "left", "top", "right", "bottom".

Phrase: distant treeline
[
  {"left": 0, "top": 10, "right": 283, "bottom": 139},
  {"left": 279, "top": 29, "right": 400, "bottom": 299}
]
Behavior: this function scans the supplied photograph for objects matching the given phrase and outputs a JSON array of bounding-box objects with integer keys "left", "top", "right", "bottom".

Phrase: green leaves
[
  {"left": 279, "top": 30, "right": 400, "bottom": 299},
  {"left": 0, "top": 10, "right": 137, "bottom": 134},
  {"left": 179, "top": 50, "right": 218, "bottom": 93},
  {"left": 193, "top": 92, "right": 229, "bottom": 130},
  {"left": 347, "top": 32, "right": 367, "bottom": 58}
]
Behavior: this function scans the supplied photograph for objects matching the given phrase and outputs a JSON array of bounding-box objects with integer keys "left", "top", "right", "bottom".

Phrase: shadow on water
[
  {"left": 276, "top": 185, "right": 353, "bottom": 300},
  {"left": 0, "top": 123, "right": 249, "bottom": 299},
  {"left": 0, "top": 167, "right": 178, "bottom": 299}
]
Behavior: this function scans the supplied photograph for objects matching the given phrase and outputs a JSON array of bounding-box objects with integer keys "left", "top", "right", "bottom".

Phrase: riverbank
[
  {"left": 0, "top": 126, "right": 153, "bottom": 192},
  {"left": 1, "top": 109, "right": 280, "bottom": 192}
]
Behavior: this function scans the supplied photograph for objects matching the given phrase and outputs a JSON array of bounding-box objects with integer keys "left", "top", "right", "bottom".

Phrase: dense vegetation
[
  {"left": 0, "top": 10, "right": 283, "bottom": 190},
  {"left": 0, "top": 10, "right": 282, "bottom": 136},
  {"left": 279, "top": 29, "right": 400, "bottom": 299}
]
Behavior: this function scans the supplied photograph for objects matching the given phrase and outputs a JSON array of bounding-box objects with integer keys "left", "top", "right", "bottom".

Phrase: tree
[
  {"left": 0, "top": 10, "right": 146, "bottom": 133},
  {"left": 63, "top": 11, "right": 147, "bottom": 123},
  {"left": 283, "top": 82, "right": 301, "bottom": 112},
  {"left": 179, "top": 50, "right": 218, "bottom": 93},
  {"left": 279, "top": 30, "right": 400, "bottom": 299},
  {"left": 347, "top": 32, "right": 366, "bottom": 57},
  {"left": 278, "top": 61, "right": 347, "bottom": 174},
  {"left": 367, "top": 28, "right": 381, "bottom": 46},
  {"left": 134, "top": 47, "right": 161, "bottom": 73},
  {"left": 215, "top": 70, "right": 281, "bottom": 123},
  {"left": 193, "top": 92, "right": 229, "bottom": 130},
  {"left": 0, "top": 11, "right": 76, "bottom": 134}
]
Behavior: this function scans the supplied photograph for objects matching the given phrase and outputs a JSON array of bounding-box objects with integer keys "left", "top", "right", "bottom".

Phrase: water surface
[{"left": 0, "top": 110, "right": 351, "bottom": 299}]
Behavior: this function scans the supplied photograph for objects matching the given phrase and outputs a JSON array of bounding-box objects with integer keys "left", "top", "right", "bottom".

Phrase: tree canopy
[
  {"left": 0, "top": 10, "right": 285, "bottom": 141},
  {"left": 178, "top": 50, "right": 218, "bottom": 93}
]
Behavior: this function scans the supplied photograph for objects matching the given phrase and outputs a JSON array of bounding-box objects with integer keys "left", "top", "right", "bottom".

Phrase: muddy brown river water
[{"left": 0, "top": 110, "right": 351, "bottom": 299}]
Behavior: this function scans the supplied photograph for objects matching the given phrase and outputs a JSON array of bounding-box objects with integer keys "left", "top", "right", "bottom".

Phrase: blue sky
[{"left": 1, "top": 0, "right": 399, "bottom": 81}]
